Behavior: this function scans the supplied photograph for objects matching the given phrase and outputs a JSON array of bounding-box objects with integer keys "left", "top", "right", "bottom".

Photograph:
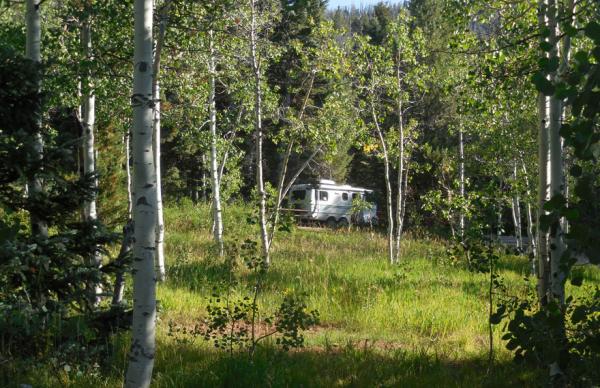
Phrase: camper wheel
[
  {"left": 337, "top": 218, "right": 349, "bottom": 228},
  {"left": 326, "top": 217, "right": 337, "bottom": 229}
]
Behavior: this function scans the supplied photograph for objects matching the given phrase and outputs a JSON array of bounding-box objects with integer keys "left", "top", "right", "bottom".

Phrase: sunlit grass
[{"left": 9, "top": 200, "right": 599, "bottom": 387}]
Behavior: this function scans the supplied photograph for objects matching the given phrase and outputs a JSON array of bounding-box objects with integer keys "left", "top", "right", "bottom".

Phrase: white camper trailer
[{"left": 287, "top": 179, "right": 378, "bottom": 227}]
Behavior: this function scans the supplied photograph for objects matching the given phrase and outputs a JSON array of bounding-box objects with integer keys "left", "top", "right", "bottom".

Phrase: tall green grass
[{"left": 9, "top": 200, "right": 600, "bottom": 387}]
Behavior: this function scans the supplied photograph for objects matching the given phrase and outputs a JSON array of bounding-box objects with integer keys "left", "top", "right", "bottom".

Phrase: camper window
[
  {"left": 352, "top": 193, "right": 361, "bottom": 200},
  {"left": 319, "top": 191, "right": 328, "bottom": 201},
  {"left": 291, "top": 190, "right": 306, "bottom": 201},
  {"left": 342, "top": 193, "right": 348, "bottom": 201}
]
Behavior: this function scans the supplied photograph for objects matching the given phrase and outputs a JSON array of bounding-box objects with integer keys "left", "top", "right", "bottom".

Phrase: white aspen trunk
[
  {"left": 26, "top": 0, "right": 47, "bottom": 237},
  {"left": 152, "top": 1, "right": 169, "bottom": 281},
  {"left": 81, "top": 16, "right": 102, "bottom": 304},
  {"left": 401, "top": 159, "right": 409, "bottom": 223},
  {"left": 250, "top": 0, "right": 270, "bottom": 264},
  {"left": 537, "top": 0, "right": 551, "bottom": 305},
  {"left": 548, "top": 0, "right": 567, "bottom": 305},
  {"left": 208, "top": 29, "right": 224, "bottom": 256},
  {"left": 394, "top": 68, "right": 405, "bottom": 262},
  {"left": 511, "top": 162, "right": 523, "bottom": 252},
  {"left": 125, "top": 0, "right": 156, "bottom": 386},
  {"left": 81, "top": 20, "right": 97, "bottom": 226},
  {"left": 458, "top": 126, "right": 465, "bottom": 242},
  {"left": 125, "top": 129, "right": 133, "bottom": 217},
  {"left": 201, "top": 154, "right": 207, "bottom": 202},
  {"left": 153, "top": 81, "right": 165, "bottom": 280},
  {"left": 371, "top": 99, "right": 394, "bottom": 264},
  {"left": 521, "top": 161, "right": 538, "bottom": 265}
]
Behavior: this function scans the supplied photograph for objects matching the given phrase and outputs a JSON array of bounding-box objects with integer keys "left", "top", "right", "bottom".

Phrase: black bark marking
[
  {"left": 136, "top": 196, "right": 152, "bottom": 207},
  {"left": 139, "top": 61, "right": 148, "bottom": 72}
]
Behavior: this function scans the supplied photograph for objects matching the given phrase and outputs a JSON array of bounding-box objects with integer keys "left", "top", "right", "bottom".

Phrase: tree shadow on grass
[{"left": 153, "top": 340, "right": 541, "bottom": 388}]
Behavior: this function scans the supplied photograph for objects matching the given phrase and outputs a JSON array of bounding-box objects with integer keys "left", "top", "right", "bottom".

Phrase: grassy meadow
[{"left": 13, "top": 201, "right": 600, "bottom": 387}]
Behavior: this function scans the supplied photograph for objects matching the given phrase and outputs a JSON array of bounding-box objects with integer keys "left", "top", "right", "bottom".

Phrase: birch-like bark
[
  {"left": 26, "top": 0, "right": 47, "bottom": 237},
  {"left": 81, "top": 15, "right": 102, "bottom": 304},
  {"left": 458, "top": 126, "right": 465, "bottom": 242},
  {"left": 153, "top": 81, "right": 165, "bottom": 280},
  {"left": 125, "top": 0, "right": 156, "bottom": 386},
  {"left": 394, "top": 67, "right": 405, "bottom": 262},
  {"left": 511, "top": 162, "right": 523, "bottom": 252},
  {"left": 208, "top": 29, "right": 224, "bottom": 256},
  {"left": 547, "top": 0, "right": 573, "bottom": 305},
  {"left": 152, "top": 1, "right": 169, "bottom": 281},
  {"left": 250, "top": 0, "right": 270, "bottom": 264},
  {"left": 371, "top": 97, "right": 394, "bottom": 264},
  {"left": 125, "top": 129, "right": 133, "bottom": 217},
  {"left": 521, "top": 161, "right": 537, "bottom": 265},
  {"left": 81, "top": 21, "right": 97, "bottom": 227},
  {"left": 537, "top": 0, "right": 551, "bottom": 305}
]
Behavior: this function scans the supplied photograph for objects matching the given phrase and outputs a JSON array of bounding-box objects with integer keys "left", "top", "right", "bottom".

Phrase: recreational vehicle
[{"left": 287, "top": 179, "right": 378, "bottom": 227}]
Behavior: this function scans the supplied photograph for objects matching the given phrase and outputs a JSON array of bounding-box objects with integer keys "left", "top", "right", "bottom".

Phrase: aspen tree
[
  {"left": 208, "top": 28, "right": 224, "bottom": 255},
  {"left": 249, "top": 0, "right": 271, "bottom": 264},
  {"left": 80, "top": 6, "right": 102, "bottom": 303},
  {"left": 536, "top": 0, "right": 551, "bottom": 304},
  {"left": 153, "top": 0, "right": 171, "bottom": 281},
  {"left": 125, "top": 0, "right": 157, "bottom": 385},
  {"left": 26, "top": 0, "right": 47, "bottom": 237}
]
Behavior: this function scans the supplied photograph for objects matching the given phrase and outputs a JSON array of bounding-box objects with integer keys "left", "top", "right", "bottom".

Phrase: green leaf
[
  {"left": 569, "top": 165, "right": 582, "bottom": 177},
  {"left": 539, "top": 41, "right": 552, "bottom": 52},
  {"left": 532, "top": 72, "right": 555, "bottom": 96},
  {"left": 571, "top": 305, "right": 587, "bottom": 323},
  {"left": 592, "top": 46, "right": 600, "bottom": 62},
  {"left": 570, "top": 273, "right": 583, "bottom": 287},
  {"left": 573, "top": 51, "right": 589, "bottom": 66},
  {"left": 584, "top": 21, "right": 600, "bottom": 43},
  {"left": 564, "top": 207, "right": 579, "bottom": 222},
  {"left": 541, "top": 56, "right": 559, "bottom": 72}
]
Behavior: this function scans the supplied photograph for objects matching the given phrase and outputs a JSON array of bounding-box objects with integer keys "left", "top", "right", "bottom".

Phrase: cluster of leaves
[{"left": 494, "top": 285, "right": 600, "bottom": 385}]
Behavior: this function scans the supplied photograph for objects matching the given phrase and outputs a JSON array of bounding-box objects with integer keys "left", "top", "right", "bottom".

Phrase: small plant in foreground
[{"left": 169, "top": 240, "right": 319, "bottom": 357}]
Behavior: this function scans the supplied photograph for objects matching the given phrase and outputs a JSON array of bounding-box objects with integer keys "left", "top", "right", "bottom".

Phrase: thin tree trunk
[
  {"left": 521, "top": 161, "right": 537, "bottom": 270},
  {"left": 371, "top": 98, "right": 394, "bottom": 264},
  {"left": 250, "top": 0, "right": 270, "bottom": 264},
  {"left": 537, "top": 0, "right": 551, "bottom": 306},
  {"left": 208, "top": 29, "right": 224, "bottom": 256},
  {"left": 125, "top": 0, "right": 156, "bottom": 386},
  {"left": 201, "top": 154, "right": 207, "bottom": 202},
  {"left": 112, "top": 220, "right": 134, "bottom": 306},
  {"left": 152, "top": 0, "right": 170, "bottom": 281},
  {"left": 80, "top": 15, "right": 102, "bottom": 304},
  {"left": 153, "top": 81, "right": 165, "bottom": 280},
  {"left": 125, "top": 129, "right": 133, "bottom": 217},
  {"left": 26, "top": 0, "right": 47, "bottom": 237},
  {"left": 394, "top": 68, "right": 405, "bottom": 262},
  {"left": 511, "top": 162, "right": 523, "bottom": 252},
  {"left": 458, "top": 126, "right": 465, "bottom": 242}
]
